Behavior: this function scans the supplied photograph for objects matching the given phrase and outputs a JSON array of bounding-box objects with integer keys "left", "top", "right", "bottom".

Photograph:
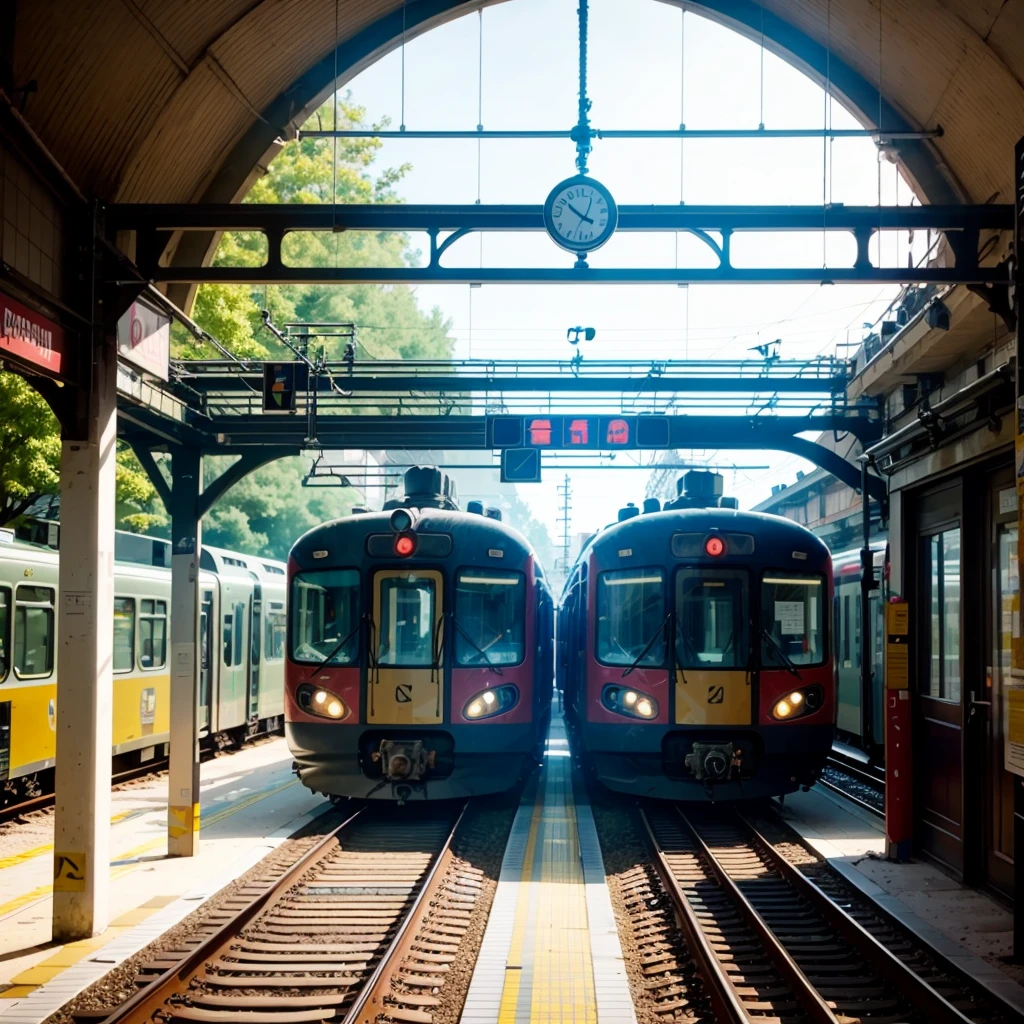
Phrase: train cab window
[
  {"left": 0, "top": 587, "right": 9, "bottom": 682},
  {"left": 139, "top": 599, "right": 167, "bottom": 669},
  {"left": 676, "top": 569, "right": 748, "bottom": 669},
  {"left": 14, "top": 585, "right": 54, "bottom": 677},
  {"left": 597, "top": 570, "right": 665, "bottom": 667},
  {"left": 378, "top": 574, "right": 437, "bottom": 667},
  {"left": 113, "top": 598, "right": 135, "bottom": 672},
  {"left": 291, "top": 569, "right": 361, "bottom": 664},
  {"left": 760, "top": 574, "right": 826, "bottom": 667},
  {"left": 454, "top": 571, "right": 525, "bottom": 666},
  {"left": 265, "top": 602, "right": 286, "bottom": 661}
]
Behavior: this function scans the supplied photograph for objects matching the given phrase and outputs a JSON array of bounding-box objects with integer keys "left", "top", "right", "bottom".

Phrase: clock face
[{"left": 544, "top": 175, "right": 618, "bottom": 254}]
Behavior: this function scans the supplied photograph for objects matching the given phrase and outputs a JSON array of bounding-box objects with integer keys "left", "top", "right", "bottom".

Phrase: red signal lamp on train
[
  {"left": 704, "top": 535, "right": 726, "bottom": 557},
  {"left": 394, "top": 533, "right": 416, "bottom": 557}
]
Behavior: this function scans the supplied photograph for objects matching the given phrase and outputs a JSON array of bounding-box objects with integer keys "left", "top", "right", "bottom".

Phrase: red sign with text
[{"left": 0, "top": 291, "right": 69, "bottom": 378}]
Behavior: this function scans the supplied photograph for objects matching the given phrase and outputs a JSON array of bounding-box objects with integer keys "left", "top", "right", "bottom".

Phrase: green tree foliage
[
  {"left": 201, "top": 457, "right": 356, "bottom": 558},
  {"left": 185, "top": 95, "right": 456, "bottom": 557},
  {"left": 0, "top": 370, "right": 165, "bottom": 531}
]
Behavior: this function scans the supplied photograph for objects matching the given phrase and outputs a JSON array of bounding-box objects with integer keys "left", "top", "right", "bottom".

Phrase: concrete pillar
[
  {"left": 52, "top": 338, "right": 117, "bottom": 941},
  {"left": 168, "top": 448, "right": 203, "bottom": 856}
]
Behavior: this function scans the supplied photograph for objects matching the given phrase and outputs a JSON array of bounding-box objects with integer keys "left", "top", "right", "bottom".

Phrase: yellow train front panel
[{"left": 674, "top": 669, "right": 752, "bottom": 726}]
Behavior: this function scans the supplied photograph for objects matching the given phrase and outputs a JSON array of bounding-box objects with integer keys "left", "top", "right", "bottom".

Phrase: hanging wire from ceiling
[
  {"left": 877, "top": 0, "right": 884, "bottom": 270},
  {"left": 822, "top": 0, "right": 831, "bottom": 270},
  {"left": 759, "top": 3, "right": 765, "bottom": 130},
  {"left": 400, "top": 0, "right": 407, "bottom": 131}
]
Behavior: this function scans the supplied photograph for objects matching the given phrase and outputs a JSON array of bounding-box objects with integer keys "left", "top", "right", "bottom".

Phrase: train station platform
[
  {"left": 782, "top": 784, "right": 1024, "bottom": 1014},
  {"left": 0, "top": 739, "right": 326, "bottom": 1023},
  {"left": 462, "top": 716, "right": 636, "bottom": 1024}
]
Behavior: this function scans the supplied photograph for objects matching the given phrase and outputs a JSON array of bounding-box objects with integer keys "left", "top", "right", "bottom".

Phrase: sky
[{"left": 338, "top": 0, "right": 919, "bottom": 542}]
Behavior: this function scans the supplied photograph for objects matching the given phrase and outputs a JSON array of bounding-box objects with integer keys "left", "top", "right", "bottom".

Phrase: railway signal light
[{"left": 394, "top": 533, "right": 416, "bottom": 557}]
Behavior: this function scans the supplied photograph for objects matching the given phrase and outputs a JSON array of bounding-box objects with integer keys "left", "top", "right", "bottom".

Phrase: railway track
[
  {"left": 819, "top": 755, "right": 885, "bottom": 818},
  {"left": 638, "top": 804, "right": 987, "bottom": 1024},
  {"left": 94, "top": 803, "right": 479, "bottom": 1024}
]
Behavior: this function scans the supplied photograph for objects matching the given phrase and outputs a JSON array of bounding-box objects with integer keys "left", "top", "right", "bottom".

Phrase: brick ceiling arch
[{"left": 11, "top": 0, "right": 1024, "bottom": 210}]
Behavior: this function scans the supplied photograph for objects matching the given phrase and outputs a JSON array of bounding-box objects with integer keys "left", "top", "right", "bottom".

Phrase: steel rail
[
  {"left": 736, "top": 812, "right": 975, "bottom": 1024},
  {"left": 96, "top": 806, "right": 366, "bottom": 1024},
  {"left": 816, "top": 775, "right": 885, "bottom": 819},
  {"left": 674, "top": 808, "right": 841, "bottom": 1024},
  {"left": 344, "top": 801, "right": 468, "bottom": 1023},
  {"left": 636, "top": 807, "right": 755, "bottom": 1024}
]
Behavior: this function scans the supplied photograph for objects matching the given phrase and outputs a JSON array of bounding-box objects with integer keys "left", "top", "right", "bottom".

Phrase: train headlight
[
  {"left": 297, "top": 683, "right": 349, "bottom": 721},
  {"left": 463, "top": 684, "right": 519, "bottom": 720},
  {"left": 771, "top": 686, "right": 823, "bottom": 721},
  {"left": 602, "top": 684, "right": 659, "bottom": 720}
]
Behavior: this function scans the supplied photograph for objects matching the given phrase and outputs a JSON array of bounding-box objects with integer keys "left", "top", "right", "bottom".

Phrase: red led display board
[{"left": 488, "top": 415, "right": 671, "bottom": 450}]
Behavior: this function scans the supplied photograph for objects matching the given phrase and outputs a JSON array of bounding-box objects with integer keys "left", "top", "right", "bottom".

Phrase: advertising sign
[
  {"left": 117, "top": 295, "right": 170, "bottom": 381},
  {"left": 0, "top": 290, "right": 70, "bottom": 378}
]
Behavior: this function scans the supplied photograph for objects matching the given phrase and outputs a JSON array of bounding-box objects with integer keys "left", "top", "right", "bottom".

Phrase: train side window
[
  {"left": 760, "top": 573, "right": 826, "bottom": 667},
  {"left": 14, "top": 585, "right": 55, "bottom": 678},
  {"left": 0, "top": 586, "right": 9, "bottom": 682},
  {"left": 113, "top": 597, "right": 135, "bottom": 673},
  {"left": 233, "top": 603, "right": 244, "bottom": 667},
  {"left": 677, "top": 569, "right": 749, "bottom": 669},
  {"left": 223, "top": 612, "right": 234, "bottom": 666},
  {"left": 454, "top": 570, "right": 525, "bottom": 666},
  {"left": 264, "top": 601, "right": 286, "bottom": 661},
  {"left": 139, "top": 599, "right": 168, "bottom": 669},
  {"left": 596, "top": 569, "right": 665, "bottom": 667}
]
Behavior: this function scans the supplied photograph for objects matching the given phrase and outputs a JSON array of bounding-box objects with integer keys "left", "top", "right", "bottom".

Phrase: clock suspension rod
[{"left": 573, "top": 0, "right": 592, "bottom": 176}]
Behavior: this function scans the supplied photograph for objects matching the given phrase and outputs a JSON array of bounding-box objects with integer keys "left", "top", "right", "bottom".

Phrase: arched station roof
[{"left": 12, "top": 0, "right": 1024, "bottom": 213}]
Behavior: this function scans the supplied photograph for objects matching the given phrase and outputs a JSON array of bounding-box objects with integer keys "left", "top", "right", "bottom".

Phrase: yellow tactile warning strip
[{"left": 465, "top": 714, "right": 627, "bottom": 1024}]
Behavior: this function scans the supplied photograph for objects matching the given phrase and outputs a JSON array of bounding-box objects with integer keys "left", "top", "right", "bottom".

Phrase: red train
[
  {"left": 285, "top": 467, "right": 554, "bottom": 803},
  {"left": 558, "top": 471, "right": 835, "bottom": 801}
]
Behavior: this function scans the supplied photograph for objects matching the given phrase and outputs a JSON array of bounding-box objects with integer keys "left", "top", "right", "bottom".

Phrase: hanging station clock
[{"left": 543, "top": 174, "right": 618, "bottom": 257}]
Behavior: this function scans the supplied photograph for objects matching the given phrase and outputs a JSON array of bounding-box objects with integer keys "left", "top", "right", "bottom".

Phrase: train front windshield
[
  {"left": 454, "top": 571, "right": 525, "bottom": 666},
  {"left": 675, "top": 569, "right": 749, "bottom": 668},
  {"left": 291, "top": 569, "right": 361, "bottom": 664},
  {"left": 760, "top": 574, "right": 826, "bottom": 666},
  {"left": 597, "top": 570, "right": 666, "bottom": 666}
]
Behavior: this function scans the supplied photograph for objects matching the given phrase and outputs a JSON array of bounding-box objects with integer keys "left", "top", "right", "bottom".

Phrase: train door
[
  {"left": 981, "top": 473, "right": 1016, "bottom": 897},
  {"left": 199, "top": 588, "right": 214, "bottom": 733},
  {"left": 370, "top": 569, "right": 444, "bottom": 724},
  {"left": 248, "top": 576, "right": 262, "bottom": 728},
  {"left": 915, "top": 481, "right": 964, "bottom": 872}
]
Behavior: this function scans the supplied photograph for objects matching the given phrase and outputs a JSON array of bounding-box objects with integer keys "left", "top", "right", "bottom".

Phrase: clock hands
[{"left": 567, "top": 201, "right": 595, "bottom": 225}]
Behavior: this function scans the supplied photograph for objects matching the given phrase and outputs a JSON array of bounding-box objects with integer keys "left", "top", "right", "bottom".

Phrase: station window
[
  {"left": 378, "top": 574, "right": 437, "bottom": 667},
  {"left": 291, "top": 569, "right": 361, "bottom": 665},
  {"left": 0, "top": 587, "right": 9, "bottom": 682},
  {"left": 597, "top": 569, "right": 665, "bottom": 667},
  {"left": 677, "top": 569, "right": 749, "bottom": 669},
  {"left": 264, "top": 602, "right": 286, "bottom": 661},
  {"left": 139, "top": 599, "right": 167, "bottom": 669},
  {"left": 113, "top": 597, "right": 135, "bottom": 673},
  {"left": 14, "top": 585, "right": 54, "bottom": 678},
  {"left": 454, "top": 570, "right": 525, "bottom": 666},
  {"left": 760, "top": 574, "right": 826, "bottom": 667},
  {"left": 921, "top": 528, "right": 961, "bottom": 702}
]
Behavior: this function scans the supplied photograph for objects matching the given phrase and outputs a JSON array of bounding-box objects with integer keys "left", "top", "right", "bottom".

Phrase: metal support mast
[{"left": 557, "top": 474, "right": 573, "bottom": 581}]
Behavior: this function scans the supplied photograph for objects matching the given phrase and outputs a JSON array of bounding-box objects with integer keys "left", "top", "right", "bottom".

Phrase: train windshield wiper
[
  {"left": 306, "top": 619, "right": 362, "bottom": 678},
  {"left": 451, "top": 616, "right": 502, "bottom": 675},
  {"left": 622, "top": 612, "right": 672, "bottom": 678},
  {"left": 760, "top": 626, "right": 802, "bottom": 679}
]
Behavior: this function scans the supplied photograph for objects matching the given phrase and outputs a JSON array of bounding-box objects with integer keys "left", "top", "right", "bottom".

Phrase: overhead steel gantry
[
  {"left": 116, "top": 352, "right": 887, "bottom": 503},
  {"left": 108, "top": 202, "right": 1014, "bottom": 288}
]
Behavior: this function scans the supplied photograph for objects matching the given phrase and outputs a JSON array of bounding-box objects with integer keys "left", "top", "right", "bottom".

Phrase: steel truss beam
[
  {"left": 115, "top": 405, "right": 885, "bottom": 502},
  {"left": 108, "top": 203, "right": 1013, "bottom": 287}
]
